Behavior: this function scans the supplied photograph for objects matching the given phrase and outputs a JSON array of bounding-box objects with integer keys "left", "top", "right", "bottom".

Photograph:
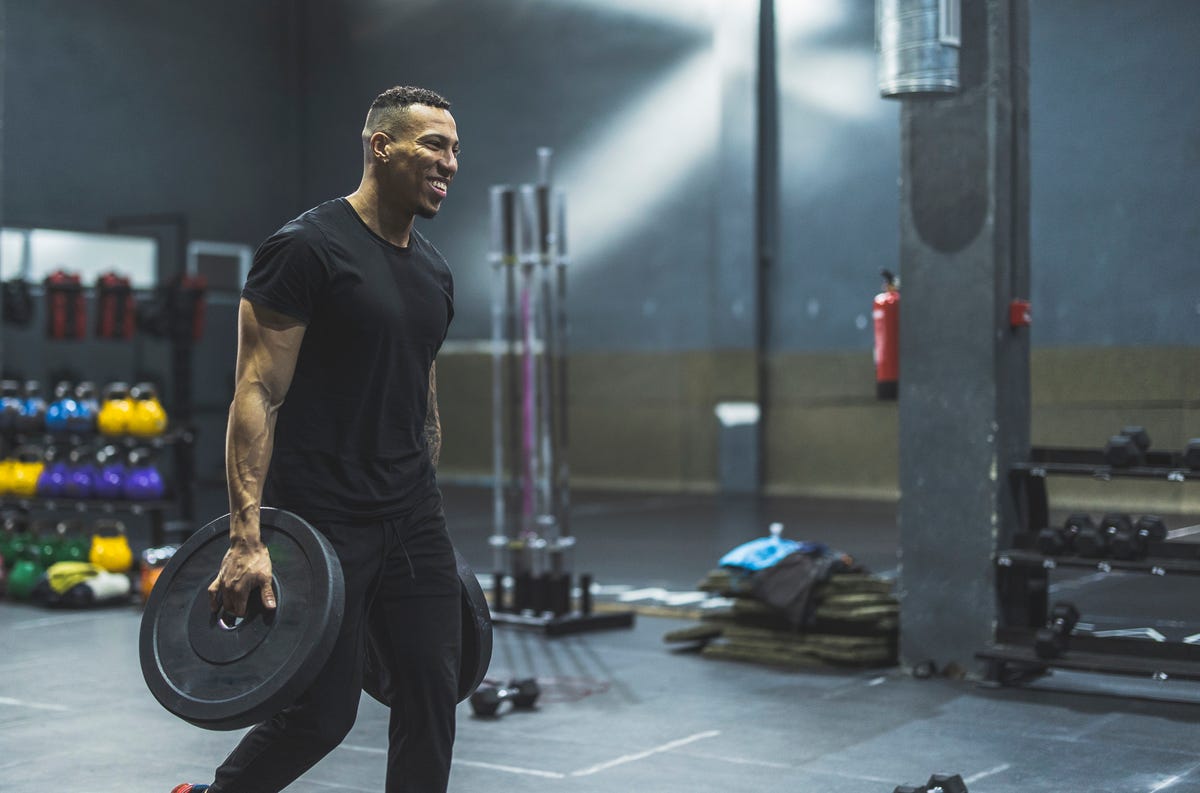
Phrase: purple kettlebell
[
  {"left": 36, "top": 448, "right": 70, "bottom": 498},
  {"left": 64, "top": 447, "right": 97, "bottom": 499},
  {"left": 124, "top": 448, "right": 165, "bottom": 501},
  {"left": 93, "top": 445, "right": 126, "bottom": 500}
]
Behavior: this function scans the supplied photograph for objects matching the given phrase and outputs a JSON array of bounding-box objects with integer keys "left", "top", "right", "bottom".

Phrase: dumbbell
[
  {"left": 1075, "top": 513, "right": 1131, "bottom": 558},
  {"left": 893, "top": 776, "right": 968, "bottom": 793},
  {"left": 1035, "top": 601, "right": 1080, "bottom": 659},
  {"left": 1185, "top": 439, "right": 1200, "bottom": 471},
  {"left": 1110, "top": 515, "right": 1168, "bottom": 560},
  {"left": 1104, "top": 425, "right": 1150, "bottom": 467},
  {"left": 469, "top": 677, "right": 541, "bottom": 717},
  {"left": 1036, "top": 513, "right": 1093, "bottom": 555}
]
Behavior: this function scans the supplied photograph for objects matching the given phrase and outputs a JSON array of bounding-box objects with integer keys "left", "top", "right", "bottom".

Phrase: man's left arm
[{"left": 425, "top": 361, "right": 441, "bottom": 467}]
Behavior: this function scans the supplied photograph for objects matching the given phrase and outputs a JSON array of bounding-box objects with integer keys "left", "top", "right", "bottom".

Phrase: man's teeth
[{"left": 431, "top": 180, "right": 447, "bottom": 191}]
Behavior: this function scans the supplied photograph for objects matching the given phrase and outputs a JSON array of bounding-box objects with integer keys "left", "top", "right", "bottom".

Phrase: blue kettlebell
[
  {"left": 64, "top": 446, "right": 97, "bottom": 499},
  {"left": 93, "top": 445, "right": 126, "bottom": 501},
  {"left": 71, "top": 382, "right": 99, "bottom": 434},
  {"left": 36, "top": 447, "right": 70, "bottom": 497},
  {"left": 124, "top": 448, "right": 165, "bottom": 500},
  {"left": 18, "top": 381, "right": 47, "bottom": 436},
  {"left": 0, "top": 381, "right": 23, "bottom": 435},
  {"left": 45, "top": 382, "right": 80, "bottom": 435}
]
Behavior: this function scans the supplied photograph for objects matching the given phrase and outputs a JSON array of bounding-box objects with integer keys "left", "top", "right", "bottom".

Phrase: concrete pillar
[{"left": 896, "top": 0, "right": 1031, "bottom": 671}]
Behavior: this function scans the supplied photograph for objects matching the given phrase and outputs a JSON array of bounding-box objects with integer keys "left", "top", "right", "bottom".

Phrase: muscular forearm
[
  {"left": 424, "top": 403, "right": 441, "bottom": 467},
  {"left": 424, "top": 361, "right": 441, "bottom": 467},
  {"left": 226, "top": 385, "right": 281, "bottom": 546}
]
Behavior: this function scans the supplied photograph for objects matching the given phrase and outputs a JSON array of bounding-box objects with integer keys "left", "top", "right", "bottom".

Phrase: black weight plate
[
  {"left": 362, "top": 549, "right": 492, "bottom": 706},
  {"left": 139, "top": 508, "right": 346, "bottom": 731}
]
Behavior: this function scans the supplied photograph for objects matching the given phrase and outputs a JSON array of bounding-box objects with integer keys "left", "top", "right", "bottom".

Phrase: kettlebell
[
  {"left": 45, "top": 382, "right": 80, "bottom": 435},
  {"left": 72, "top": 382, "right": 100, "bottom": 434},
  {"left": 0, "top": 380, "right": 23, "bottom": 435},
  {"left": 97, "top": 382, "right": 134, "bottom": 436},
  {"left": 9, "top": 446, "right": 44, "bottom": 498},
  {"left": 128, "top": 382, "right": 168, "bottom": 438},
  {"left": 64, "top": 446, "right": 97, "bottom": 499},
  {"left": 124, "top": 447, "right": 165, "bottom": 500},
  {"left": 0, "top": 456, "right": 19, "bottom": 496},
  {"left": 37, "top": 446, "right": 70, "bottom": 498},
  {"left": 59, "top": 521, "right": 90, "bottom": 563},
  {"left": 7, "top": 558, "right": 44, "bottom": 600},
  {"left": 89, "top": 520, "right": 133, "bottom": 573},
  {"left": 93, "top": 445, "right": 127, "bottom": 501},
  {"left": 17, "top": 381, "right": 46, "bottom": 436}
]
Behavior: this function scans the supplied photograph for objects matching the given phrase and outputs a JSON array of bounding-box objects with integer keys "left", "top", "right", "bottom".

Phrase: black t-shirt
[{"left": 242, "top": 198, "right": 454, "bottom": 523}]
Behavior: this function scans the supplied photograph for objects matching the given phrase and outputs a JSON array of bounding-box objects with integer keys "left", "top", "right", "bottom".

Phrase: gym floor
[{"left": 2, "top": 486, "right": 1200, "bottom": 793}]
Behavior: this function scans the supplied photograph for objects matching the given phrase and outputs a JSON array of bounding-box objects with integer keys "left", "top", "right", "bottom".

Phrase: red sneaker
[{"left": 170, "top": 786, "right": 209, "bottom": 793}]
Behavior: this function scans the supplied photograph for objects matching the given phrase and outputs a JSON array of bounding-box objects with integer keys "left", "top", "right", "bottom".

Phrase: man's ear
[{"left": 370, "top": 130, "right": 393, "bottom": 163}]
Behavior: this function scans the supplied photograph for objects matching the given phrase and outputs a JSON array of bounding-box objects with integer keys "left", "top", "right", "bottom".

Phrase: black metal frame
[{"left": 981, "top": 446, "right": 1200, "bottom": 685}]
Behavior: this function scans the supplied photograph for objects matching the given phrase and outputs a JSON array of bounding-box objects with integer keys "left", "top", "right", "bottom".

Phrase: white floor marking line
[
  {"left": 1149, "top": 762, "right": 1200, "bottom": 793},
  {"left": 0, "top": 696, "right": 70, "bottom": 712},
  {"left": 965, "top": 763, "right": 1012, "bottom": 784},
  {"left": 1166, "top": 524, "right": 1200, "bottom": 540},
  {"left": 570, "top": 730, "right": 721, "bottom": 777},
  {"left": 684, "top": 752, "right": 791, "bottom": 770},
  {"left": 867, "top": 676, "right": 888, "bottom": 686},
  {"left": 454, "top": 760, "right": 567, "bottom": 779},
  {"left": 339, "top": 744, "right": 566, "bottom": 780}
]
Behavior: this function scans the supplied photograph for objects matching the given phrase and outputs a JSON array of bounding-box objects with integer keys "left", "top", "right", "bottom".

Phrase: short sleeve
[{"left": 242, "top": 222, "right": 328, "bottom": 323}]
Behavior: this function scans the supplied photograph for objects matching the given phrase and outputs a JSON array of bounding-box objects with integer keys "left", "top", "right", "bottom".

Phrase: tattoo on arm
[{"left": 424, "top": 361, "right": 441, "bottom": 467}]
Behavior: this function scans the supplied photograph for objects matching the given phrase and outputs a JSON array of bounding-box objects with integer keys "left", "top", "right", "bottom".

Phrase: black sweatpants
[{"left": 208, "top": 493, "right": 462, "bottom": 793}]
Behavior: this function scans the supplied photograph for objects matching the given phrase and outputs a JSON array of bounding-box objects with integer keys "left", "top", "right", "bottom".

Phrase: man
[{"left": 173, "top": 85, "right": 462, "bottom": 793}]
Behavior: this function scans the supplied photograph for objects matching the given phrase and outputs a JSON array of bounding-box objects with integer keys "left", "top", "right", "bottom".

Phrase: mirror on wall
[{"left": 0, "top": 227, "right": 158, "bottom": 288}]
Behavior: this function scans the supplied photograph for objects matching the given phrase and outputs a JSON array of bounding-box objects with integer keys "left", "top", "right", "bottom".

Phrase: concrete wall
[{"left": 1, "top": 1, "right": 1196, "bottom": 518}]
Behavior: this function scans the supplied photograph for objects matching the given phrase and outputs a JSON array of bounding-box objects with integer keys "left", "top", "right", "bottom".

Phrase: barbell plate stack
[{"left": 139, "top": 508, "right": 346, "bottom": 731}]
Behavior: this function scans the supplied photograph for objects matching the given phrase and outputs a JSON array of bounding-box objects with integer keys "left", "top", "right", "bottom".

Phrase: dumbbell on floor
[
  {"left": 893, "top": 774, "right": 968, "bottom": 793},
  {"left": 469, "top": 677, "right": 541, "bottom": 717},
  {"left": 1111, "top": 515, "right": 1167, "bottom": 560},
  {"left": 1035, "top": 601, "right": 1080, "bottom": 659},
  {"left": 1105, "top": 425, "right": 1151, "bottom": 467}
]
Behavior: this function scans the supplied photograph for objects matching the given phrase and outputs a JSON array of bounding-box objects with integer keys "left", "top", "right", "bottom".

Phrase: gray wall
[
  {"left": 4, "top": 0, "right": 304, "bottom": 244},
  {"left": 2, "top": 1, "right": 1197, "bottom": 506}
]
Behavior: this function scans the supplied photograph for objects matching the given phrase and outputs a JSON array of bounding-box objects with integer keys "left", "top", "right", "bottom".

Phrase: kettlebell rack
[
  {"left": 485, "top": 149, "right": 634, "bottom": 636},
  {"left": 1, "top": 273, "right": 205, "bottom": 548},
  {"left": 978, "top": 445, "right": 1200, "bottom": 685}
]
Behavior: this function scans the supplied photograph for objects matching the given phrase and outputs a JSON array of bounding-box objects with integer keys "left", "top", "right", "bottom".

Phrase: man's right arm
[{"left": 208, "top": 298, "right": 306, "bottom": 617}]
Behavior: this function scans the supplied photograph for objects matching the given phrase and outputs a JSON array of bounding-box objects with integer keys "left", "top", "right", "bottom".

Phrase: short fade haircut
[{"left": 364, "top": 85, "right": 451, "bottom": 136}]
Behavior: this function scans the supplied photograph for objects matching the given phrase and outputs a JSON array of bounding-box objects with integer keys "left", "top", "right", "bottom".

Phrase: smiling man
[{"left": 173, "top": 86, "right": 462, "bottom": 793}]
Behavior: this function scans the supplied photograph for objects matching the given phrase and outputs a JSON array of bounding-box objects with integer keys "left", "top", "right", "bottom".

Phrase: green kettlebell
[
  {"left": 10, "top": 533, "right": 33, "bottom": 563},
  {"left": 60, "top": 536, "right": 89, "bottom": 563},
  {"left": 8, "top": 559, "right": 44, "bottom": 600}
]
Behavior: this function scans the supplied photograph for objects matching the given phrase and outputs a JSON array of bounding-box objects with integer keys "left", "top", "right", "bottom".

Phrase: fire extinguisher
[{"left": 873, "top": 269, "right": 899, "bottom": 400}]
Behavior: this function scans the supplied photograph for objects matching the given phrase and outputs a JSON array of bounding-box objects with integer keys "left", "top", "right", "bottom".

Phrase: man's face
[{"left": 382, "top": 104, "right": 459, "bottom": 220}]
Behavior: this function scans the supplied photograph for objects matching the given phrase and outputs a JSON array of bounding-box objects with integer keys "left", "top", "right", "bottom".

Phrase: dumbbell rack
[{"left": 978, "top": 446, "right": 1200, "bottom": 685}]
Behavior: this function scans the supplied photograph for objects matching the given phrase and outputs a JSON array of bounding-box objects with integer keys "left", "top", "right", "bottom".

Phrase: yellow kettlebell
[
  {"left": 0, "top": 457, "right": 18, "bottom": 496},
  {"left": 97, "top": 382, "right": 135, "bottom": 436},
  {"left": 89, "top": 522, "right": 133, "bottom": 573},
  {"left": 9, "top": 447, "right": 43, "bottom": 498},
  {"left": 128, "top": 382, "right": 167, "bottom": 438}
]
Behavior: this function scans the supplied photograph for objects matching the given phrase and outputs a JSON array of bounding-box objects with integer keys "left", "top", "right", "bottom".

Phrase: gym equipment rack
[{"left": 979, "top": 445, "right": 1200, "bottom": 685}]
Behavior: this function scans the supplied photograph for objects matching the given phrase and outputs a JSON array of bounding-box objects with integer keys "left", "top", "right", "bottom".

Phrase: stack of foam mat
[{"left": 663, "top": 569, "right": 898, "bottom": 669}]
